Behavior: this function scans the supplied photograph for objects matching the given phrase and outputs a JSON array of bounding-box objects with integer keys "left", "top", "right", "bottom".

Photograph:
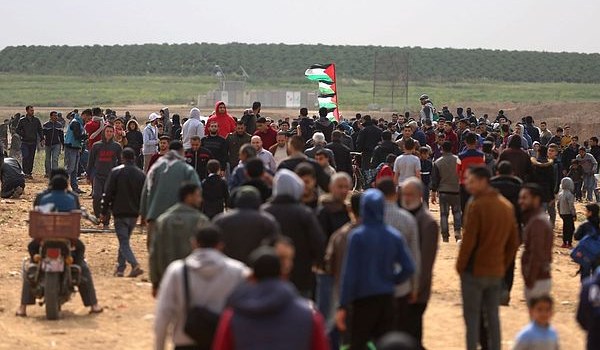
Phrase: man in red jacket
[{"left": 207, "top": 101, "right": 236, "bottom": 138}]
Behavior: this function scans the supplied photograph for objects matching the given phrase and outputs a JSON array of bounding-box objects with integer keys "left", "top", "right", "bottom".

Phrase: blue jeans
[
  {"left": 439, "top": 193, "right": 462, "bottom": 238},
  {"left": 78, "top": 149, "right": 89, "bottom": 176},
  {"left": 583, "top": 174, "right": 597, "bottom": 201},
  {"left": 64, "top": 147, "right": 81, "bottom": 191},
  {"left": 115, "top": 217, "right": 139, "bottom": 272},
  {"left": 45, "top": 144, "right": 61, "bottom": 176},
  {"left": 460, "top": 272, "right": 502, "bottom": 350}
]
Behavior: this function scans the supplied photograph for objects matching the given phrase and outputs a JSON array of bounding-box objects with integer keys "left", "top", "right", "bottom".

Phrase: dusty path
[{"left": 0, "top": 179, "right": 587, "bottom": 349}]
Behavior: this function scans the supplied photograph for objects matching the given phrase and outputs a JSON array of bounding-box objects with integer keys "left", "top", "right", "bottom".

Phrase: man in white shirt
[
  {"left": 251, "top": 135, "right": 276, "bottom": 173},
  {"left": 394, "top": 138, "right": 421, "bottom": 187}
]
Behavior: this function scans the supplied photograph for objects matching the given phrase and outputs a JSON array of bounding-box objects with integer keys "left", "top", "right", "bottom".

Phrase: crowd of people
[{"left": 2, "top": 95, "right": 600, "bottom": 350}]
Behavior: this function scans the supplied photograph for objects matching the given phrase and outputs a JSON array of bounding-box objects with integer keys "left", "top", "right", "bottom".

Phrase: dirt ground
[{"left": 0, "top": 176, "right": 588, "bottom": 349}]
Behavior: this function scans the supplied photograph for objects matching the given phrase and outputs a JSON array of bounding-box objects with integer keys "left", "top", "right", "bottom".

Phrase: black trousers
[
  {"left": 350, "top": 294, "right": 394, "bottom": 350},
  {"left": 407, "top": 303, "right": 428, "bottom": 349},
  {"left": 561, "top": 214, "right": 575, "bottom": 244},
  {"left": 21, "top": 142, "right": 37, "bottom": 175}
]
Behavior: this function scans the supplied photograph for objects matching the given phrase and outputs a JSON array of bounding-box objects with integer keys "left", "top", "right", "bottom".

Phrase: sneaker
[
  {"left": 113, "top": 268, "right": 124, "bottom": 278},
  {"left": 442, "top": 236, "right": 449, "bottom": 243},
  {"left": 560, "top": 243, "right": 569, "bottom": 248},
  {"left": 11, "top": 186, "right": 23, "bottom": 199},
  {"left": 568, "top": 243, "right": 574, "bottom": 249},
  {"left": 128, "top": 266, "right": 144, "bottom": 278}
]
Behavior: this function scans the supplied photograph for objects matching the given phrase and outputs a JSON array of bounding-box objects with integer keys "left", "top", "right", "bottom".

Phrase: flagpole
[{"left": 333, "top": 63, "right": 340, "bottom": 122}]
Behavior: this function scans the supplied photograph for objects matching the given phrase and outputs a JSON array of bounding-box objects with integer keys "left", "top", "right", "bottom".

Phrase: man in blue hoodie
[
  {"left": 577, "top": 267, "right": 600, "bottom": 350},
  {"left": 336, "top": 188, "right": 416, "bottom": 349}
]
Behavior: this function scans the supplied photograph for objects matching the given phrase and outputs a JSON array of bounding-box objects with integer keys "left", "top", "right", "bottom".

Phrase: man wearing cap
[{"left": 143, "top": 113, "right": 160, "bottom": 173}]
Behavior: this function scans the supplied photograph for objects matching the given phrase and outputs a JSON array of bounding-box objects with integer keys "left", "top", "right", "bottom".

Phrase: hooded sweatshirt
[
  {"left": 125, "top": 119, "right": 143, "bottom": 152},
  {"left": 339, "top": 189, "right": 415, "bottom": 307},
  {"left": 214, "top": 279, "right": 328, "bottom": 350},
  {"left": 557, "top": 177, "right": 576, "bottom": 216},
  {"left": 213, "top": 186, "right": 281, "bottom": 264},
  {"left": 262, "top": 170, "right": 326, "bottom": 292},
  {"left": 154, "top": 249, "right": 249, "bottom": 350},
  {"left": 207, "top": 101, "right": 236, "bottom": 138},
  {"left": 181, "top": 108, "right": 204, "bottom": 150},
  {"left": 86, "top": 137, "right": 122, "bottom": 180}
]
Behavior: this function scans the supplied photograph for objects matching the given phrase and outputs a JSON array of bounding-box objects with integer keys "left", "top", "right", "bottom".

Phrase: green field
[{"left": 1, "top": 74, "right": 600, "bottom": 111}]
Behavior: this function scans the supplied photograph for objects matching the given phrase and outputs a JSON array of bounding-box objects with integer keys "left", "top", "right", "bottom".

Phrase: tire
[{"left": 45, "top": 272, "right": 61, "bottom": 320}]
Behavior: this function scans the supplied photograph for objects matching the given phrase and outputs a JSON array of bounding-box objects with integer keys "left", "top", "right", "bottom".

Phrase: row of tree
[{"left": 1, "top": 43, "right": 599, "bottom": 83}]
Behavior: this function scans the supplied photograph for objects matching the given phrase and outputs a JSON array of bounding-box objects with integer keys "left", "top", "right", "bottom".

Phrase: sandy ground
[{"left": 0, "top": 176, "right": 588, "bottom": 350}]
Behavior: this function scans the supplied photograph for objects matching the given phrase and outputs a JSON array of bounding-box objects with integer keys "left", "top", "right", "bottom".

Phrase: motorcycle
[{"left": 24, "top": 211, "right": 82, "bottom": 320}]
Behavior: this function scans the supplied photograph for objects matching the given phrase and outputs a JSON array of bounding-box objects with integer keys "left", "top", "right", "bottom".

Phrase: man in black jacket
[
  {"left": 326, "top": 130, "right": 352, "bottom": 175},
  {"left": 371, "top": 130, "right": 401, "bottom": 168},
  {"left": 262, "top": 169, "right": 326, "bottom": 298},
  {"left": 213, "top": 186, "right": 280, "bottom": 264},
  {"left": 356, "top": 115, "right": 383, "bottom": 169},
  {"left": 101, "top": 148, "right": 145, "bottom": 278},
  {"left": 15, "top": 105, "right": 43, "bottom": 178},
  {"left": 201, "top": 121, "right": 229, "bottom": 172}
]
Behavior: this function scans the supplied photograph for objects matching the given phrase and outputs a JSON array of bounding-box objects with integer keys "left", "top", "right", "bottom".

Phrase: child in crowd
[
  {"left": 568, "top": 159, "right": 583, "bottom": 201},
  {"left": 201, "top": 160, "right": 229, "bottom": 219},
  {"left": 558, "top": 177, "right": 577, "bottom": 248},
  {"left": 419, "top": 146, "right": 432, "bottom": 207},
  {"left": 513, "top": 295, "right": 559, "bottom": 350}
]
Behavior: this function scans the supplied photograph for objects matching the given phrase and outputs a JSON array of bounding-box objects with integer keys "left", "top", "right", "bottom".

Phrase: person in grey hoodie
[
  {"left": 154, "top": 224, "right": 249, "bottom": 350},
  {"left": 557, "top": 177, "right": 577, "bottom": 247},
  {"left": 86, "top": 125, "right": 122, "bottom": 228},
  {"left": 182, "top": 108, "right": 205, "bottom": 150}
]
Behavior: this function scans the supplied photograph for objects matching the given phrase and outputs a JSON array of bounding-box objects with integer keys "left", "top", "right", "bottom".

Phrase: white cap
[{"left": 148, "top": 112, "right": 160, "bottom": 122}]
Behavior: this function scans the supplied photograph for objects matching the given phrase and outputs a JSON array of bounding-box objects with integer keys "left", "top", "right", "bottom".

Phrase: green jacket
[
  {"left": 140, "top": 156, "right": 201, "bottom": 221},
  {"left": 149, "top": 203, "right": 209, "bottom": 287}
]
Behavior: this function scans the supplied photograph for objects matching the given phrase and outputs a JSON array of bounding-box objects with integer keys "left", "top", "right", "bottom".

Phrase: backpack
[{"left": 571, "top": 230, "right": 600, "bottom": 270}]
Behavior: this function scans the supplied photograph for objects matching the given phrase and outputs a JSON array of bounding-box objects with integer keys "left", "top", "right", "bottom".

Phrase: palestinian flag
[
  {"left": 318, "top": 81, "right": 336, "bottom": 95},
  {"left": 305, "top": 64, "right": 335, "bottom": 83},
  {"left": 317, "top": 94, "right": 338, "bottom": 109}
]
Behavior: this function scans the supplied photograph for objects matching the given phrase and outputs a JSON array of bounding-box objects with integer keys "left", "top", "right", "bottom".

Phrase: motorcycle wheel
[{"left": 45, "top": 272, "right": 61, "bottom": 320}]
